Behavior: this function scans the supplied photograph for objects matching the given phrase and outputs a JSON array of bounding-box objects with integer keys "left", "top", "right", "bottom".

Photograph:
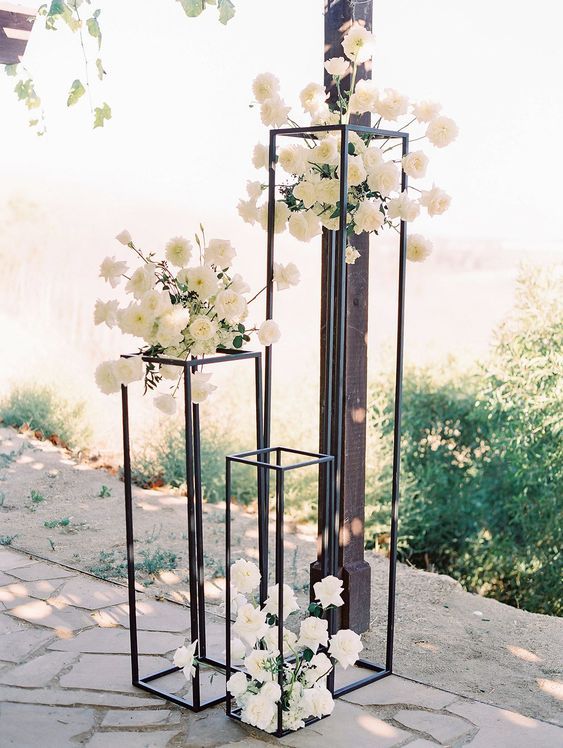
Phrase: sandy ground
[{"left": 1, "top": 426, "right": 561, "bottom": 724}]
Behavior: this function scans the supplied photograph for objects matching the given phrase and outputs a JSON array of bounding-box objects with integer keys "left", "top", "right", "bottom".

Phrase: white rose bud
[
  {"left": 401, "top": 150, "right": 429, "bottom": 179},
  {"left": 406, "top": 234, "right": 433, "bottom": 262},
  {"left": 154, "top": 394, "right": 177, "bottom": 416},
  {"left": 258, "top": 319, "right": 281, "bottom": 346},
  {"left": 115, "top": 229, "right": 132, "bottom": 245}
]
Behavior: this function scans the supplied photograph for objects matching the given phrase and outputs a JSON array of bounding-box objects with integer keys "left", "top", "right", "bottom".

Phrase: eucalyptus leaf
[
  {"left": 5, "top": 64, "right": 19, "bottom": 77},
  {"left": 218, "top": 0, "right": 235, "bottom": 24},
  {"left": 47, "top": 0, "right": 65, "bottom": 16},
  {"left": 95, "top": 58, "right": 106, "bottom": 80},
  {"left": 93, "top": 101, "right": 111, "bottom": 128},
  {"left": 178, "top": 0, "right": 204, "bottom": 17},
  {"left": 87, "top": 16, "right": 102, "bottom": 48},
  {"left": 67, "top": 79, "right": 85, "bottom": 106}
]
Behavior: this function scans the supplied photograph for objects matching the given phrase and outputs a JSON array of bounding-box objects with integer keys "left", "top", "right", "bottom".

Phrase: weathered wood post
[{"left": 313, "top": 0, "right": 373, "bottom": 633}]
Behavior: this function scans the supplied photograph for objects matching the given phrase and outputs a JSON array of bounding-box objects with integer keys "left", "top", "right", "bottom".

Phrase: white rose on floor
[
  {"left": 420, "top": 185, "right": 451, "bottom": 216},
  {"left": 273, "top": 262, "right": 301, "bottom": 291},
  {"left": 182, "top": 265, "right": 219, "bottom": 300},
  {"left": 302, "top": 652, "right": 332, "bottom": 686},
  {"left": 260, "top": 681, "right": 282, "bottom": 702},
  {"left": 298, "top": 616, "right": 329, "bottom": 652},
  {"left": 173, "top": 639, "right": 198, "bottom": 680},
  {"left": 125, "top": 264, "right": 156, "bottom": 299},
  {"left": 367, "top": 161, "right": 401, "bottom": 196},
  {"left": 278, "top": 144, "right": 308, "bottom": 176},
  {"left": 412, "top": 100, "right": 441, "bottom": 123},
  {"left": 406, "top": 234, "right": 433, "bottom": 262},
  {"left": 156, "top": 308, "right": 189, "bottom": 348},
  {"left": 293, "top": 180, "right": 317, "bottom": 209},
  {"left": 115, "top": 229, "right": 133, "bottom": 245},
  {"left": 115, "top": 356, "right": 144, "bottom": 386},
  {"left": 189, "top": 316, "right": 218, "bottom": 342},
  {"left": 227, "top": 670, "right": 249, "bottom": 698},
  {"left": 242, "top": 693, "right": 278, "bottom": 731},
  {"left": 257, "top": 201, "right": 290, "bottom": 234},
  {"left": 244, "top": 649, "right": 277, "bottom": 683},
  {"left": 375, "top": 88, "right": 409, "bottom": 121},
  {"left": 264, "top": 626, "right": 298, "bottom": 656},
  {"left": 312, "top": 136, "right": 339, "bottom": 165},
  {"left": 288, "top": 210, "right": 321, "bottom": 242},
  {"left": 328, "top": 628, "right": 363, "bottom": 669},
  {"left": 159, "top": 364, "right": 179, "bottom": 381},
  {"left": 345, "top": 246, "right": 361, "bottom": 264},
  {"left": 252, "top": 143, "right": 268, "bottom": 170},
  {"left": 347, "top": 155, "right": 367, "bottom": 187},
  {"left": 313, "top": 575, "right": 344, "bottom": 608},
  {"left": 258, "top": 319, "right": 281, "bottom": 346},
  {"left": 154, "top": 394, "right": 177, "bottom": 416},
  {"left": 342, "top": 24, "right": 375, "bottom": 63},
  {"left": 165, "top": 236, "right": 192, "bottom": 268},
  {"left": 387, "top": 191, "right": 420, "bottom": 222},
  {"left": 215, "top": 289, "right": 247, "bottom": 324},
  {"left": 117, "top": 303, "right": 155, "bottom": 340},
  {"left": 191, "top": 371, "right": 217, "bottom": 404},
  {"left": 95, "top": 361, "right": 121, "bottom": 395},
  {"left": 94, "top": 299, "right": 119, "bottom": 328},
  {"left": 246, "top": 180, "right": 263, "bottom": 201},
  {"left": 303, "top": 685, "right": 334, "bottom": 718},
  {"left": 229, "top": 273, "right": 251, "bottom": 294},
  {"left": 426, "top": 116, "right": 458, "bottom": 148},
  {"left": 233, "top": 603, "right": 269, "bottom": 645},
  {"left": 362, "top": 145, "right": 384, "bottom": 173},
  {"left": 99, "top": 256, "right": 128, "bottom": 288},
  {"left": 231, "top": 559, "right": 261, "bottom": 594},
  {"left": 349, "top": 79, "right": 378, "bottom": 114},
  {"left": 263, "top": 583, "right": 299, "bottom": 620},
  {"left": 324, "top": 56, "right": 350, "bottom": 77},
  {"left": 300, "top": 82, "right": 327, "bottom": 115},
  {"left": 230, "top": 637, "right": 247, "bottom": 660},
  {"left": 402, "top": 150, "right": 429, "bottom": 179},
  {"left": 353, "top": 200, "right": 384, "bottom": 234},
  {"left": 260, "top": 96, "right": 291, "bottom": 128},
  {"left": 205, "top": 239, "right": 236, "bottom": 268},
  {"left": 252, "top": 72, "right": 280, "bottom": 104}
]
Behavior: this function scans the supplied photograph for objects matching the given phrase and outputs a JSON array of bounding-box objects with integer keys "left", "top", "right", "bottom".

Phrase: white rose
[
  {"left": 263, "top": 626, "right": 298, "bottom": 656},
  {"left": 94, "top": 299, "right": 119, "bottom": 328},
  {"left": 230, "top": 559, "right": 261, "bottom": 594},
  {"left": 412, "top": 100, "right": 441, "bottom": 123},
  {"left": 115, "top": 356, "right": 144, "bottom": 386},
  {"left": 246, "top": 180, "right": 263, "bottom": 201},
  {"left": 316, "top": 178, "right": 341, "bottom": 205},
  {"left": 191, "top": 371, "right": 217, "bottom": 404},
  {"left": 324, "top": 56, "right": 349, "bottom": 77},
  {"left": 189, "top": 316, "right": 218, "bottom": 342},
  {"left": 349, "top": 131, "right": 367, "bottom": 154},
  {"left": 353, "top": 200, "right": 384, "bottom": 234},
  {"left": 278, "top": 144, "right": 308, "bottom": 176},
  {"left": 215, "top": 289, "right": 247, "bottom": 323},
  {"left": 288, "top": 210, "right": 321, "bottom": 242},
  {"left": 95, "top": 360, "right": 120, "bottom": 395},
  {"left": 244, "top": 649, "right": 277, "bottom": 683},
  {"left": 99, "top": 256, "right": 128, "bottom": 288},
  {"left": 342, "top": 24, "right": 375, "bottom": 63},
  {"left": 140, "top": 289, "right": 172, "bottom": 317},
  {"left": 401, "top": 150, "right": 429, "bottom": 179},
  {"left": 227, "top": 670, "right": 249, "bottom": 698},
  {"left": 233, "top": 603, "right": 269, "bottom": 646},
  {"left": 347, "top": 155, "right": 367, "bottom": 187},
  {"left": 156, "top": 308, "right": 189, "bottom": 348},
  {"left": 258, "top": 319, "right": 281, "bottom": 346},
  {"left": 426, "top": 116, "right": 458, "bottom": 148},
  {"left": 298, "top": 616, "right": 329, "bottom": 653},
  {"left": 159, "top": 364, "right": 179, "bottom": 381},
  {"left": 252, "top": 72, "right": 280, "bottom": 104},
  {"left": 257, "top": 201, "right": 290, "bottom": 234},
  {"left": 303, "top": 685, "right": 334, "bottom": 718},
  {"left": 252, "top": 143, "right": 268, "bottom": 170},
  {"left": 345, "top": 246, "right": 361, "bottom": 264},
  {"left": 260, "top": 681, "right": 282, "bottom": 702},
  {"left": 293, "top": 180, "right": 317, "bottom": 209},
  {"left": 406, "top": 234, "right": 433, "bottom": 262},
  {"left": 117, "top": 303, "right": 155, "bottom": 340},
  {"left": 302, "top": 652, "right": 332, "bottom": 686},
  {"left": 349, "top": 78, "right": 378, "bottom": 115},
  {"left": 182, "top": 265, "right": 218, "bottom": 299},
  {"left": 273, "top": 262, "right": 300, "bottom": 291},
  {"left": 375, "top": 88, "right": 409, "bottom": 121},
  {"left": 154, "top": 394, "right": 177, "bottom": 416},
  {"left": 205, "top": 238, "right": 236, "bottom": 268},
  {"left": 313, "top": 575, "right": 344, "bottom": 608},
  {"left": 299, "top": 82, "right": 327, "bottom": 115},
  {"left": 387, "top": 191, "right": 420, "bottom": 222},
  {"left": 312, "top": 136, "right": 339, "bottom": 165},
  {"left": 311, "top": 108, "right": 341, "bottom": 126},
  {"left": 125, "top": 264, "right": 155, "bottom": 299},
  {"left": 230, "top": 638, "right": 247, "bottom": 661},
  {"left": 362, "top": 145, "right": 384, "bottom": 173},
  {"left": 367, "top": 161, "right": 401, "bottom": 196},
  {"left": 227, "top": 587, "right": 247, "bottom": 617},
  {"left": 263, "top": 583, "right": 299, "bottom": 620},
  {"left": 173, "top": 639, "right": 198, "bottom": 680},
  {"left": 165, "top": 236, "right": 192, "bottom": 268},
  {"left": 420, "top": 184, "right": 451, "bottom": 216},
  {"left": 115, "top": 229, "right": 132, "bottom": 246},
  {"left": 260, "top": 96, "right": 290, "bottom": 128},
  {"left": 229, "top": 273, "right": 251, "bottom": 294},
  {"left": 328, "top": 628, "right": 363, "bottom": 669},
  {"left": 242, "top": 693, "right": 277, "bottom": 731}
]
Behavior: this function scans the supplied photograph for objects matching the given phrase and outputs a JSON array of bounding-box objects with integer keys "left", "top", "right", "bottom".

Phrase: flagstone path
[{"left": 0, "top": 546, "right": 560, "bottom": 747}]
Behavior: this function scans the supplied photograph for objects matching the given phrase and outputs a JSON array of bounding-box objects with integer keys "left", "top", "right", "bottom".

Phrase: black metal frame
[
  {"left": 264, "top": 124, "right": 409, "bottom": 695},
  {"left": 225, "top": 446, "right": 337, "bottom": 737},
  {"left": 121, "top": 349, "right": 265, "bottom": 711}
]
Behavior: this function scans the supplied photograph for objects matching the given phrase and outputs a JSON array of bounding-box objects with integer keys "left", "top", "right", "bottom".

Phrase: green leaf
[
  {"left": 93, "top": 101, "right": 112, "bottom": 128},
  {"left": 96, "top": 58, "right": 106, "bottom": 80},
  {"left": 5, "top": 64, "right": 18, "bottom": 77},
  {"left": 87, "top": 16, "right": 102, "bottom": 48},
  {"left": 237, "top": 323, "right": 245, "bottom": 333},
  {"left": 307, "top": 601, "right": 323, "bottom": 617},
  {"left": 47, "top": 0, "right": 65, "bottom": 16},
  {"left": 348, "top": 142, "right": 356, "bottom": 155},
  {"left": 302, "top": 647, "right": 314, "bottom": 662},
  {"left": 218, "top": 0, "right": 235, "bottom": 24},
  {"left": 179, "top": 0, "right": 204, "bottom": 18},
  {"left": 232, "top": 336, "right": 243, "bottom": 349},
  {"left": 67, "top": 79, "right": 85, "bottom": 107}
]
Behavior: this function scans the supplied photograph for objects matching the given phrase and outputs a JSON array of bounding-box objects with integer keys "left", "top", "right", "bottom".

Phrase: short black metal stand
[
  {"left": 122, "top": 349, "right": 264, "bottom": 711},
  {"left": 225, "top": 446, "right": 336, "bottom": 737},
  {"left": 264, "top": 124, "right": 409, "bottom": 696}
]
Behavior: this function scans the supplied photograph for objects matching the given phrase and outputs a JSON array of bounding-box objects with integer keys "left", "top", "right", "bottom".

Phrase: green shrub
[
  {"left": 136, "top": 547, "right": 177, "bottom": 575},
  {"left": 0, "top": 385, "right": 89, "bottom": 449},
  {"left": 88, "top": 550, "right": 127, "bottom": 579}
]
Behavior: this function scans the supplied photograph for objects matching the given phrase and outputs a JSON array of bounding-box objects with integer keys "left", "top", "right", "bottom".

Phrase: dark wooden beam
[{"left": 0, "top": 4, "right": 36, "bottom": 64}]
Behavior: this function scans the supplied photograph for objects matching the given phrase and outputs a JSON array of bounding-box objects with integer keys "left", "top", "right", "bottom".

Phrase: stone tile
[
  {"left": 447, "top": 699, "right": 562, "bottom": 748},
  {"left": 0, "top": 650, "right": 76, "bottom": 687},
  {"left": 59, "top": 653, "right": 174, "bottom": 693},
  {"left": 6, "top": 563, "right": 76, "bottom": 582},
  {"left": 49, "top": 627, "right": 183, "bottom": 655},
  {"left": 86, "top": 731, "right": 180, "bottom": 747},
  {"left": 54, "top": 576, "right": 129, "bottom": 610},
  {"left": 280, "top": 700, "right": 411, "bottom": 748},
  {"left": 0, "top": 702, "right": 95, "bottom": 747},
  {"left": 7, "top": 599, "right": 94, "bottom": 632},
  {"left": 403, "top": 741, "right": 441, "bottom": 747},
  {"left": 101, "top": 709, "right": 176, "bottom": 727},
  {"left": 0, "top": 613, "right": 28, "bottom": 634},
  {"left": 0, "top": 684, "right": 163, "bottom": 708},
  {"left": 0, "top": 627, "right": 54, "bottom": 662},
  {"left": 341, "top": 675, "right": 455, "bottom": 710},
  {"left": 394, "top": 709, "right": 472, "bottom": 743},
  {"left": 216, "top": 741, "right": 270, "bottom": 748},
  {"left": 92, "top": 600, "right": 190, "bottom": 632},
  {"left": 0, "top": 570, "right": 16, "bottom": 585},
  {"left": 183, "top": 708, "right": 249, "bottom": 747},
  {"left": 0, "top": 580, "right": 61, "bottom": 608},
  {"left": 0, "top": 549, "right": 37, "bottom": 571}
]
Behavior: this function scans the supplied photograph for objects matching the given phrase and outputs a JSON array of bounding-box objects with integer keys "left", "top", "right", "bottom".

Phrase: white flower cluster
[
  {"left": 222, "top": 559, "right": 363, "bottom": 733},
  {"left": 240, "top": 24, "right": 458, "bottom": 266},
  {"left": 95, "top": 229, "right": 288, "bottom": 413}
]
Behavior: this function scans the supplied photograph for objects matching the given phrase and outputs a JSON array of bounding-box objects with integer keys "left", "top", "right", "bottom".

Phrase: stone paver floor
[{"left": 0, "top": 546, "right": 560, "bottom": 748}]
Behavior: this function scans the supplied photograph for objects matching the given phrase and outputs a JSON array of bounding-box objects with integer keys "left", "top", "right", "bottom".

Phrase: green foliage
[
  {"left": 0, "top": 535, "right": 17, "bottom": 546},
  {"left": 137, "top": 547, "right": 177, "bottom": 575},
  {"left": 93, "top": 102, "right": 111, "bottom": 128},
  {"left": 44, "top": 517, "right": 70, "bottom": 528},
  {"left": 98, "top": 485, "right": 112, "bottom": 498},
  {"left": 30, "top": 490, "right": 45, "bottom": 504},
  {"left": 178, "top": 0, "right": 235, "bottom": 23},
  {"left": 67, "top": 79, "right": 86, "bottom": 106},
  {"left": 0, "top": 385, "right": 90, "bottom": 449},
  {"left": 88, "top": 550, "right": 127, "bottom": 579}
]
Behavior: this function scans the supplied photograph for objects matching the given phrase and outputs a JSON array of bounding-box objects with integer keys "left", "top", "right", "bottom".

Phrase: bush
[{"left": 0, "top": 385, "right": 89, "bottom": 449}]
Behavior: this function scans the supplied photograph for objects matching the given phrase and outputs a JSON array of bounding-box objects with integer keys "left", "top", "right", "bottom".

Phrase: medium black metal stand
[{"left": 122, "top": 349, "right": 265, "bottom": 711}]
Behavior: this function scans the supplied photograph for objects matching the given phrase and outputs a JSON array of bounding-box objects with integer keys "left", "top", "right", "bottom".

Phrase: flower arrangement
[
  {"left": 215, "top": 559, "right": 363, "bottom": 733},
  {"left": 238, "top": 24, "right": 457, "bottom": 265},
  {"left": 94, "top": 228, "right": 293, "bottom": 413}
]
